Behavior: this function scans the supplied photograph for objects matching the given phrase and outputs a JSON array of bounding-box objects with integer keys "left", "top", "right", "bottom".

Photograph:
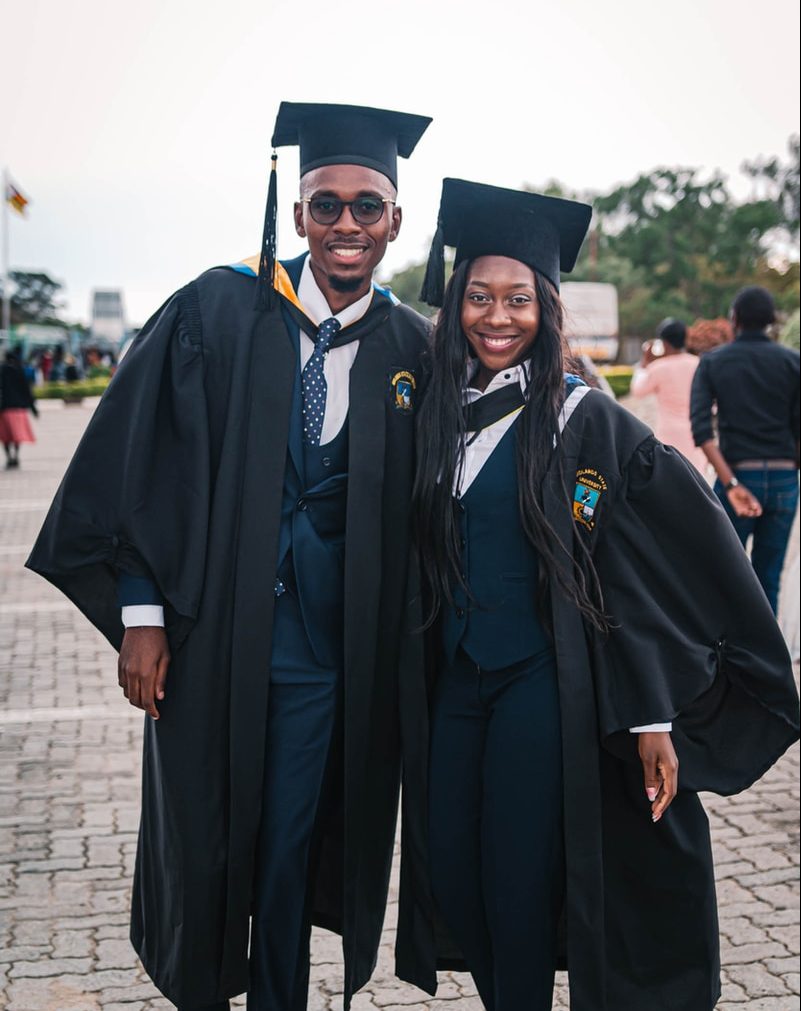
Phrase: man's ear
[
  {"left": 294, "top": 202, "right": 306, "bottom": 238},
  {"left": 389, "top": 205, "right": 402, "bottom": 243}
]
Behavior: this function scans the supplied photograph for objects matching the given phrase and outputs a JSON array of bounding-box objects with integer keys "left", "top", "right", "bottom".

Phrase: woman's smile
[{"left": 475, "top": 332, "right": 521, "bottom": 352}]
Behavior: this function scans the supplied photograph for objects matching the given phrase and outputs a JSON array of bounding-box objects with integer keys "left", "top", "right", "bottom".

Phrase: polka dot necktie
[{"left": 301, "top": 317, "right": 341, "bottom": 446}]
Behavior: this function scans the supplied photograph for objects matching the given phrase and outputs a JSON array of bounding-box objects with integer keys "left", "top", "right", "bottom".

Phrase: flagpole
[{"left": 2, "top": 166, "right": 10, "bottom": 342}]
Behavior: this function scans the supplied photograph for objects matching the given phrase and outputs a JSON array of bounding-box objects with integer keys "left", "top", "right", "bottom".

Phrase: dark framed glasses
[{"left": 301, "top": 195, "right": 394, "bottom": 226}]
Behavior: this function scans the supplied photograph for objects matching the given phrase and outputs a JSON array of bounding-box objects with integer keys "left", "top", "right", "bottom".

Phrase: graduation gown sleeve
[
  {"left": 26, "top": 283, "right": 210, "bottom": 652},
  {"left": 590, "top": 435, "right": 799, "bottom": 795}
]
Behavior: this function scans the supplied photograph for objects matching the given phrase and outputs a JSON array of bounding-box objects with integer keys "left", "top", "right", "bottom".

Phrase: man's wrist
[
  {"left": 724, "top": 476, "right": 739, "bottom": 491},
  {"left": 121, "top": 604, "right": 165, "bottom": 628}
]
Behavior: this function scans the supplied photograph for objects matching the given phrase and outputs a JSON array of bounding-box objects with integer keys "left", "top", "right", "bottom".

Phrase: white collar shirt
[
  {"left": 455, "top": 362, "right": 528, "bottom": 497},
  {"left": 297, "top": 255, "right": 373, "bottom": 446}
]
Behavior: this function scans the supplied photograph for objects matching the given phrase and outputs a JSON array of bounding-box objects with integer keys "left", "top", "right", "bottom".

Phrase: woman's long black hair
[{"left": 412, "top": 258, "right": 608, "bottom": 632}]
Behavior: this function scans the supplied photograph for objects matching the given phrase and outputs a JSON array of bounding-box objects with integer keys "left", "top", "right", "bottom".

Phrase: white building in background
[
  {"left": 90, "top": 289, "right": 126, "bottom": 348},
  {"left": 561, "top": 282, "right": 620, "bottom": 363}
]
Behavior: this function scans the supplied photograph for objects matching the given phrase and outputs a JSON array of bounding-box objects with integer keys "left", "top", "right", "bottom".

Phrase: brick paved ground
[{"left": 0, "top": 397, "right": 798, "bottom": 1011}]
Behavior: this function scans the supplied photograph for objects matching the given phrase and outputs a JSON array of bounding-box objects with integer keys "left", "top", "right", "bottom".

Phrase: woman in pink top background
[{"left": 630, "top": 318, "right": 708, "bottom": 474}]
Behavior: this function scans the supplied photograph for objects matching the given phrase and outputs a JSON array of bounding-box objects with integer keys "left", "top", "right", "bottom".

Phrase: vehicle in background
[{"left": 561, "top": 282, "right": 619, "bottom": 362}]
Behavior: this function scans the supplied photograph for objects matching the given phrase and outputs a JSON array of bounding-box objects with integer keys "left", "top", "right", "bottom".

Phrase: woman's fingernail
[
  {"left": 646, "top": 787, "right": 658, "bottom": 801},
  {"left": 652, "top": 813, "right": 660, "bottom": 823}
]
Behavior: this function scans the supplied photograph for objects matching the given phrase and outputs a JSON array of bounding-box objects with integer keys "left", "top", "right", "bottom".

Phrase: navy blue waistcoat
[
  {"left": 274, "top": 278, "right": 350, "bottom": 670},
  {"left": 441, "top": 419, "right": 549, "bottom": 669}
]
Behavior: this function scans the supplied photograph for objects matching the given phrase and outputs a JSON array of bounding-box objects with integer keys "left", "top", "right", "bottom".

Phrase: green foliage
[
  {"left": 379, "top": 258, "right": 450, "bottom": 318},
  {"left": 780, "top": 309, "right": 800, "bottom": 350},
  {"left": 742, "top": 135, "right": 800, "bottom": 242},
  {"left": 86, "top": 364, "right": 113, "bottom": 379},
  {"left": 382, "top": 136, "right": 800, "bottom": 349},
  {"left": 6, "top": 271, "right": 66, "bottom": 325},
  {"left": 379, "top": 260, "right": 434, "bottom": 317},
  {"left": 597, "top": 365, "right": 633, "bottom": 398},
  {"left": 584, "top": 168, "right": 785, "bottom": 330},
  {"left": 34, "top": 378, "right": 111, "bottom": 400}
]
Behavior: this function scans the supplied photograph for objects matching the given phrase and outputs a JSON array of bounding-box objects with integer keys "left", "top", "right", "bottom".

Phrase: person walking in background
[
  {"left": 630, "top": 317, "right": 707, "bottom": 473},
  {"left": 0, "top": 349, "right": 38, "bottom": 469},
  {"left": 48, "top": 345, "right": 66, "bottom": 382},
  {"left": 64, "top": 354, "right": 81, "bottom": 383},
  {"left": 23, "top": 353, "right": 38, "bottom": 387},
  {"left": 691, "top": 285, "right": 800, "bottom": 614},
  {"left": 38, "top": 347, "right": 53, "bottom": 382}
]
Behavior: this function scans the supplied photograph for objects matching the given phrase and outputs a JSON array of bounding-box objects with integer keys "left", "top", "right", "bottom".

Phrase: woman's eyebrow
[{"left": 467, "top": 280, "right": 535, "bottom": 289}]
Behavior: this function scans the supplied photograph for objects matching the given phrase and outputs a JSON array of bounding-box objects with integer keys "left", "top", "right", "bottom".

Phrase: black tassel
[
  {"left": 420, "top": 215, "right": 445, "bottom": 307},
  {"left": 255, "top": 152, "right": 279, "bottom": 311}
]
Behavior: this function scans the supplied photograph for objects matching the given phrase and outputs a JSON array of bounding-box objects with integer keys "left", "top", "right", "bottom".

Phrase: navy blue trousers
[
  {"left": 178, "top": 594, "right": 340, "bottom": 1011},
  {"left": 248, "top": 590, "right": 342, "bottom": 1011},
  {"left": 429, "top": 647, "right": 564, "bottom": 1011},
  {"left": 714, "top": 466, "right": 798, "bottom": 614}
]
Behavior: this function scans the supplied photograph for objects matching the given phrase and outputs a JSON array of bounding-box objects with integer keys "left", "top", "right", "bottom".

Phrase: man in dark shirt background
[{"left": 691, "top": 285, "right": 800, "bottom": 614}]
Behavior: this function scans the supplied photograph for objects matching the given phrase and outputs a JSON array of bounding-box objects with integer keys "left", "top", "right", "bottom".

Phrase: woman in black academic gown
[{"left": 403, "top": 179, "right": 800, "bottom": 1011}]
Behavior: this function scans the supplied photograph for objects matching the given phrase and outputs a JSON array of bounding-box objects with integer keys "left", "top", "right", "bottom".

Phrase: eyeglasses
[{"left": 300, "top": 196, "right": 394, "bottom": 226}]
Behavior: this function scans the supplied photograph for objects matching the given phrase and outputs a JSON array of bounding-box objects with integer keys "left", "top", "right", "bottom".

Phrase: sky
[{"left": 2, "top": 0, "right": 799, "bottom": 327}]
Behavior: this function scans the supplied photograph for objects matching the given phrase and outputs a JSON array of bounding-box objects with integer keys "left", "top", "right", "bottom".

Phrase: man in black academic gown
[{"left": 26, "top": 102, "right": 432, "bottom": 1011}]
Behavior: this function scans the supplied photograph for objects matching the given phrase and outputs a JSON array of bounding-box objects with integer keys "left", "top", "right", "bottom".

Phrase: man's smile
[{"left": 328, "top": 242, "right": 370, "bottom": 264}]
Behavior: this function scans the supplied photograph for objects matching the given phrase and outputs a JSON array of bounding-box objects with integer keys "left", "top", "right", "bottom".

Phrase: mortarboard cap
[
  {"left": 272, "top": 102, "right": 432, "bottom": 188},
  {"left": 257, "top": 102, "right": 432, "bottom": 310},
  {"left": 420, "top": 178, "right": 593, "bottom": 306}
]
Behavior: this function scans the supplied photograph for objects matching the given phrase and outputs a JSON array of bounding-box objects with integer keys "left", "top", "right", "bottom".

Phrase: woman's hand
[
  {"left": 638, "top": 731, "right": 678, "bottom": 823},
  {"left": 639, "top": 340, "right": 657, "bottom": 367}
]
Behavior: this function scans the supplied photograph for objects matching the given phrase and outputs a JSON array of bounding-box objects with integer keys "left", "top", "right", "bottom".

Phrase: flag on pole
[{"left": 6, "top": 179, "right": 29, "bottom": 216}]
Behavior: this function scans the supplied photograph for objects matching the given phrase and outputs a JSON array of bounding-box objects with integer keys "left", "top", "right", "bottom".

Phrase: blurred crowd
[{"left": 23, "top": 344, "right": 118, "bottom": 385}]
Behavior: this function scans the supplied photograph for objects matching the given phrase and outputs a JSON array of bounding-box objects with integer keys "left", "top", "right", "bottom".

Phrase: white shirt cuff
[
  {"left": 629, "top": 723, "right": 672, "bottom": 733},
  {"left": 121, "top": 605, "right": 165, "bottom": 628}
]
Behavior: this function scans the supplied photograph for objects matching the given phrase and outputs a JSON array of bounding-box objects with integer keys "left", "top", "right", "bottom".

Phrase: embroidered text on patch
[
  {"left": 389, "top": 369, "right": 416, "bottom": 412},
  {"left": 573, "top": 468, "right": 608, "bottom": 530}
]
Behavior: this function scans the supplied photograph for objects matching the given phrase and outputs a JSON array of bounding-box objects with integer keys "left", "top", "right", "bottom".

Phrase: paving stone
[
  {"left": 719, "top": 940, "right": 791, "bottom": 964},
  {"left": 725, "top": 962, "right": 792, "bottom": 997},
  {"left": 5, "top": 976, "right": 102, "bottom": 1010},
  {"left": 51, "top": 928, "right": 95, "bottom": 957},
  {"left": 718, "top": 1000, "right": 798, "bottom": 1010},
  {"left": 9, "top": 956, "right": 94, "bottom": 978}
]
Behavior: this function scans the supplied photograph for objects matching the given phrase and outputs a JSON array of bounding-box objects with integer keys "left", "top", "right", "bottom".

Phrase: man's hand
[
  {"left": 727, "top": 483, "right": 762, "bottom": 519},
  {"left": 638, "top": 731, "right": 679, "bottom": 823},
  {"left": 118, "top": 627, "right": 170, "bottom": 719}
]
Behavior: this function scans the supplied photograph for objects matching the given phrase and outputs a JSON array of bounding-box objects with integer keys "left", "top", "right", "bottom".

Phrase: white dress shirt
[
  {"left": 296, "top": 254, "right": 371, "bottom": 446},
  {"left": 121, "top": 256, "right": 372, "bottom": 630},
  {"left": 455, "top": 363, "right": 670, "bottom": 735},
  {"left": 455, "top": 364, "right": 527, "bottom": 497}
]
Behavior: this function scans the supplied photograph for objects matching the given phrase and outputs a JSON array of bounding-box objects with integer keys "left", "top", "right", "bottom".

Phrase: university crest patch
[
  {"left": 389, "top": 369, "right": 416, "bottom": 412},
  {"left": 573, "top": 468, "right": 608, "bottom": 530}
]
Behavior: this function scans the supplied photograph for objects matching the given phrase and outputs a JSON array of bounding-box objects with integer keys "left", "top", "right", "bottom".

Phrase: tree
[
  {"left": 586, "top": 168, "right": 782, "bottom": 324},
  {"left": 742, "top": 134, "right": 800, "bottom": 245},
  {"left": 6, "top": 271, "right": 66, "bottom": 325},
  {"left": 779, "top": 308, "right": 800, "bottom": 350},
  {"left": 381, "top": 139, "right": 800, "bottom": 345},
  {"left": 378, "top": 257, "right": 446, "bottom": 318}
]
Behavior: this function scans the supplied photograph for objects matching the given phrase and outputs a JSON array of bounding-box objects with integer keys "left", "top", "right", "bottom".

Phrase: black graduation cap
[
  {"left": 272, "top": 102, "right": 431, "bottom": 187},
  {"left": 420, "top": 178, "right": 593, "bottom": 306},
  {"left": 257, "top": 102, "right": 432, "bottom": 309}
]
